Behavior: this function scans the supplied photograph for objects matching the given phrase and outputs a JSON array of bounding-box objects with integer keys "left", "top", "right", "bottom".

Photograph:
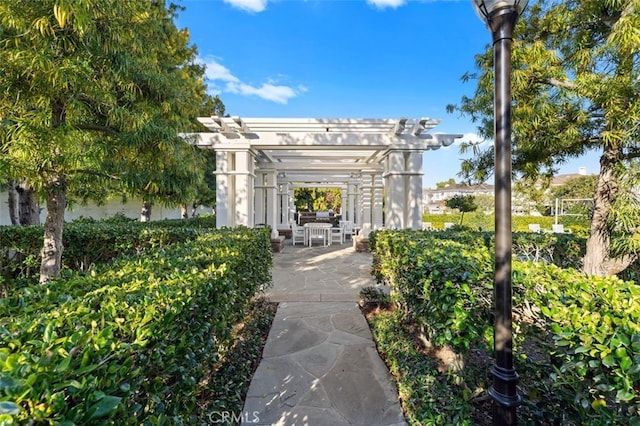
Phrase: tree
[
  {"left": 450, "top": 0, "right": 640, "bottom": 276},
  {"left": 436, "top": 178, "right": 456, "bottom": 189},
  {"left": 445, "top": 195, "right": 478, "bottom": 226},
  {"left": 294, "top": 188, "right": 342, "bottom": 213},
  {"left": 0, "top": 1, "right": 209, "bottom": 282}
]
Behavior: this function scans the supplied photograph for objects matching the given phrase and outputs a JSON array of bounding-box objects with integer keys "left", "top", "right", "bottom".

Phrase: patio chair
[
  {"left": 291, "top": 221, "right": 306, "bottom": 246},
  {"left": 340, "top": 220, "right": 357, "bottom": 240},
  {"left": 528, "top": 223, "right": 541, "bottom": 233},
  {"left": 330, "top": 226, "right": 343, "bottom": 245}
]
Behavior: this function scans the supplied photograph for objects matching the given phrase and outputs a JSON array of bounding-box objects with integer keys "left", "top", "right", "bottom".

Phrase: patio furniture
[
  {"left": 291, "top": 221, "right": 306, "bottom": 246},
  {"left": 421, "top": 221, "right": 433, "bottom": 230},
  {"left": 304, "top": 222, "right": 331, "bottom": 247},
  {"left": 528, "top": 223, "right": 541, "bottom": 233},
  {"left": 330, "top": 226, "right": 343, "bottom": 245},
  {"left": 340, "top": 220, "right": 357, "bottom": 240}
]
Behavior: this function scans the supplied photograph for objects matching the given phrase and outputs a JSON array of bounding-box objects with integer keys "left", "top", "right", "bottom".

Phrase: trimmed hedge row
[
  {"left": 0, "top": 216, "right": 218, "bottom": 281},
  {"left": 371, "top": 229, "right": 639, "bottom": 424},
  {"left": 421, "top": 213, "right": 591, "bottom": 233},
  {"left": 0, "top": 227, "right": 272, "bottom": 424}
]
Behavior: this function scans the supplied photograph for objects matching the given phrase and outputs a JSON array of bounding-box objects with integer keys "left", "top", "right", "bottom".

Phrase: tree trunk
[
  {"left": 583, "top": 145, "right": 634, "bottom": 276},
  {"left": 180, "top": 203, "right": 188, "bottom": 219},
  {"left": 7, "top": 179, "right": 19, "bottom": 225},
  {"left": 140, "top": 201, "right": 152, "bottom": 222},
  {"left": 40, "top": 174, "right": 66, "bottom": 283},
  {"left": 191, "top": 203, "right": 198, "bottom": 217},
  {"left": 17, "top": 181, "right": 40, "bottom": 225}
]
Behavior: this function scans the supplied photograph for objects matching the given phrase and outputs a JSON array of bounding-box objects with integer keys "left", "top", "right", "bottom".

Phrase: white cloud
[
  {"left": 226, "top": 82, "right": 299, "bottom": 104},
  {"left": 224, "top": 0, "right": 268, "bottom": 13},
  {"left": 199, "top": 56, "right": 303, "bottom": 104},
  {"left": 367, "top": 0, "right": 406, "bottom": 9},
  {"left": 201, "top": 58, "right": 239, "bottom": 83}
]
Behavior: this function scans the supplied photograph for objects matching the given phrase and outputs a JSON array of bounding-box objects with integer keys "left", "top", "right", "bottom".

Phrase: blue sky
[{"left": 174, "top": 0, "right": 600, "bottom": 188}]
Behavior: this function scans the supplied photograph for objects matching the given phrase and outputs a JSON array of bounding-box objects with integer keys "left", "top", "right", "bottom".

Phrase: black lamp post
[{"left": 472, "top": 1, "right": 527, "bottom": 425}]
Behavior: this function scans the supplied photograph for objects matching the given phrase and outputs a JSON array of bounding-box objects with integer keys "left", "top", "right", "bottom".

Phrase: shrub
[
  {"left": 370, "top": 229, "right": 639, "bottom": 424},
  {"left": 0, "top": 227, "right": 272, "bottom": 424}
]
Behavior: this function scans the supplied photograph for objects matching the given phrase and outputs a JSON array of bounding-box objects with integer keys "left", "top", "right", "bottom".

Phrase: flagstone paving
[{"left": 242, "top": 242, "right": 407, "bottom": 426}]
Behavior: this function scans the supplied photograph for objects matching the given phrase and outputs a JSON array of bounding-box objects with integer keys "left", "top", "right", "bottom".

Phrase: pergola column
[
  {"left": 360, "top": 172, "right": 374, "bottom": 227},
  {"left": 234, "top": 150, "right": 255, "bottom": 227},
  {"left": 214, "top": 147, "right": 255, "bottom": 229},
  {"left": 254, "top": 172, "right": 267, "bottom": 226},
  {"left": 214, "top": 151, "right": 229, "bottom": 228},
  {"left": 288, "top": 187, "right": 296, "bottom": 224},
  {"left": 383, "top": 149, "right": 423, "bottom": 230},
  {"left": 384, "top": 151, "right": 406, "bottom": 229},
  {"left": 373, "top": 173, "right": 384, "bottom": 229},
  {"left": 264, "top": 170, "right": 278, "bottom": 238},
  {"left": 407, "top": 152, "right": 424, "bottom": 230},
  {"left": 277, "top": 179, "right": 291, "bottom": 229},
  {"left": 347, "top": 179, "right": 359, "bottom": 224}
]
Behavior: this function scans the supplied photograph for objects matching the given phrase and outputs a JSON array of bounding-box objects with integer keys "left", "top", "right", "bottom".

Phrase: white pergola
[{"left": 192, "top": 116, "right": 462, "bottom": 238}]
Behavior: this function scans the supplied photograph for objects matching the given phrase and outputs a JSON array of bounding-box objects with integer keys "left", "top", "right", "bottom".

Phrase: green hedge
[
  {"left": 421, "top": 213, "right": 590, "bottom": 233},
  {"left": 0, "top": 227, "right": 272, "bottom": 424},
  {"left": 0, "top": 216, "right": 218, "bottom": 282},
  {"left": 371, "top": 229, "right": 639, "bottom": 424}
]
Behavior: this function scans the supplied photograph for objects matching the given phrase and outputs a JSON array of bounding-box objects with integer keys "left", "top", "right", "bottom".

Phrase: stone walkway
[{"left": 241, "top": 242, "right": 407, "bottom": 426}]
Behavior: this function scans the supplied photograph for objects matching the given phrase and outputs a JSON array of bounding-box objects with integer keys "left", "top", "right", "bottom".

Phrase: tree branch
[
  {"left": 75, "top": 124, "right": 119, "bottom": 136},
  {"left": 533, "top": 77, "right": 577, "bottom": 90}
]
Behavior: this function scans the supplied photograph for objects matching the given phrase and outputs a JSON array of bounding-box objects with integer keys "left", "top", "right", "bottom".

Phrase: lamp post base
[{"left": 489, "top": 365, "right": 521, "bottom": 426}]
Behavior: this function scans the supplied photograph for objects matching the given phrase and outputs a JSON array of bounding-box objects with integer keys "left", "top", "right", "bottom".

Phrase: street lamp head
[{"left": 473, "top": 0, "right": 528, "bottom": 23}]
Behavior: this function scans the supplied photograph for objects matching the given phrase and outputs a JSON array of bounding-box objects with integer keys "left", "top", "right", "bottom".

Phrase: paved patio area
[
  {"left": 265, "top": 243, "right": 379, "bottom": 303},
  {"left": 242, "top": 241, "right": 406, "bottom": 425}
]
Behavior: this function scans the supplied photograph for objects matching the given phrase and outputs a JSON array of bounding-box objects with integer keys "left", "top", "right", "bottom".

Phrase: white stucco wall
[{"left": 0, "top": 191, "right": 212, "bottom": 226}]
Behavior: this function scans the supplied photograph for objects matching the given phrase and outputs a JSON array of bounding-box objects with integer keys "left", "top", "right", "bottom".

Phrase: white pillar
[
  {"left": 373, "top": 173, "right": 384, "bottom": 229},
  {"left": 340, "top": 187, "right": 347, "bottom": 220},
  {"left": 265, "top": 170, "right": 279, "bottom": 238},
  {"left": 360, "top": 173, "right": 373, "bottom": 227},
  {"left": 254, "top": 172, "right": 267, "bottom": 226},
  {"left": 215, "top": 151, "right": 229, "bottom": 228},
  {"left": 407, "top": 152, "right": 424, "bottom": 230},
  {"left": 288, "top": 187, "right": 296, "bottom": 224},
  {"left": 348, "top": 179, "right": 358, "bottom": 224},
  {"left": 384, "top": 151, "right": 406, "bottom": 229},
  {"left": 234, "top": 150, "right": 254, "bottom": 227},
  {"left": 277, "top": 180, "right": 290, "bottom": 229}
]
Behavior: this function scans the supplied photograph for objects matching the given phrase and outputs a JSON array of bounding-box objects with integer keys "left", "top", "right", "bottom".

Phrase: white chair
[
  {"left": 330, "top": 226, "right": 343, "bottom": 245},
  {"left": 421, "top": 221, "right": 433, "bottom": 231},
  {"left": 340, "top": 220, "right": 356, "bottom": 240},
  {"left": 444, "top": 222, "right": 455, "bottom": 230},
  {"left": 552, "top": 224, "right": 565, "bottom": 233},
  {"left": 528, "top": 223, "right": 541, "bottom": 233},
  {"left": 291, "top": 222, "right": 306, "bottom": 246}
]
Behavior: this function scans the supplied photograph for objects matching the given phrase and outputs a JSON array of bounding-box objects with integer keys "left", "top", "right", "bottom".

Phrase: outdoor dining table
[{"left": 303, "top": 222, "right": 332, "bottom": 247}]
